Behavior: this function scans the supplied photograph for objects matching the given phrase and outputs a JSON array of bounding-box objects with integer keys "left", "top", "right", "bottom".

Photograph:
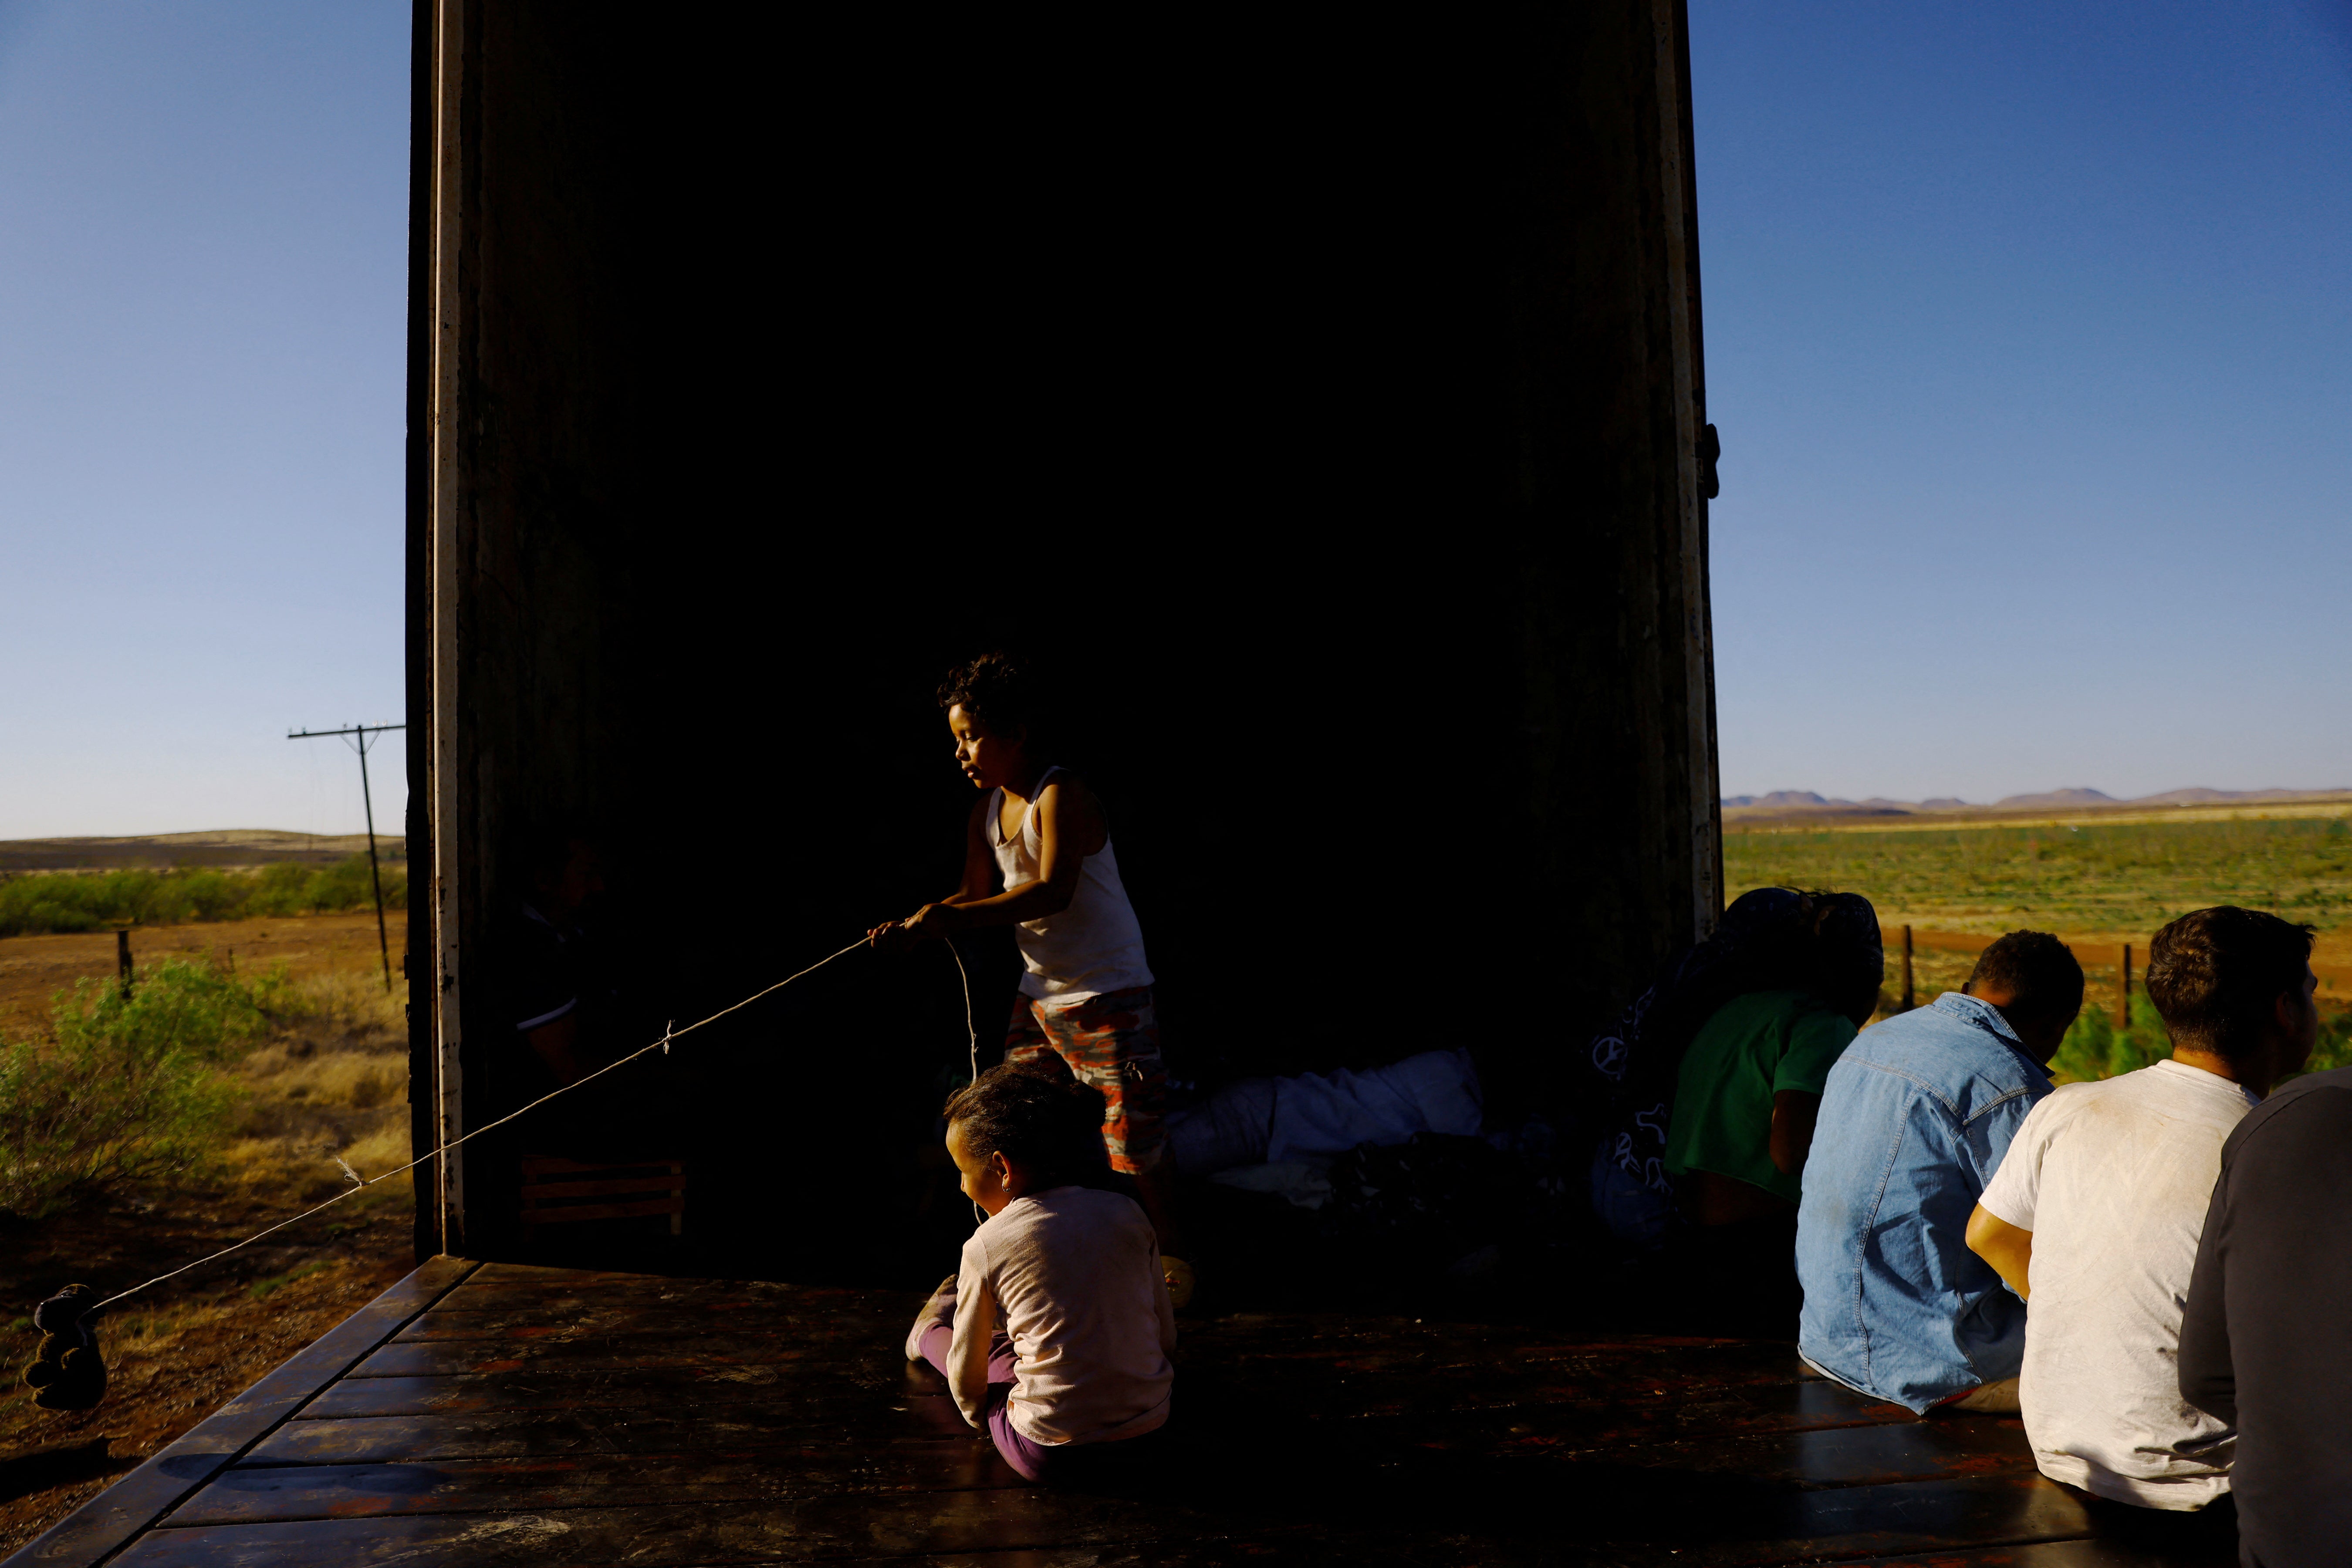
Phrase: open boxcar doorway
[{"left": 406, "top": 0, "right": 1721, "bottom": 1284}]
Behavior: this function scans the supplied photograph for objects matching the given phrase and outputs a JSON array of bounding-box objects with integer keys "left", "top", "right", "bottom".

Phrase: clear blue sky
[
  {"left": 1697, "top": 0, "right": 2352, "bottom": 803},
  {"left": 0, "top": 2, "right": 406, "bottom": 839},
  {"left": 0, "top": 4, "right": 2344, "bottom": 836}
]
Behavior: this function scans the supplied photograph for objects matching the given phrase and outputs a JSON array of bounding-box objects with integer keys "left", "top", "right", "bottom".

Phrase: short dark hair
[
  {"left": 943, "top": 1062, "right": 1106, "bottom": 1186},
  {"left": 939, "top": 650, "right": 1043, "bottom": 742},
  {"left": 2145, "top": 907, "right": 2314, "bottom": 1061},
  {"left": 1967, "top": 931, "right": 2085, "bottom": 1026},
  {"left": 1809, "top": 892, "right": 1884, "bottom": 1006}
]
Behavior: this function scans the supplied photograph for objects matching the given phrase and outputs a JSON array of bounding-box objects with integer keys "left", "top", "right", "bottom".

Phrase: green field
[
  {"left": 1726, "top": 814, "right": 2352, "bottom": 934},
  {"left": 1726, "top": 813, "right": 2352, "bottom": 1081},
  {"left": 0, "top": 855, "right": 405, "bottom": 938}
]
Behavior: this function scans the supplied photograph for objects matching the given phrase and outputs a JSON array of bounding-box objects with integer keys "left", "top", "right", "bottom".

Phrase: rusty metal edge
[{"left": 2, "top": 1256, "right": 482, "bottom": 1568}]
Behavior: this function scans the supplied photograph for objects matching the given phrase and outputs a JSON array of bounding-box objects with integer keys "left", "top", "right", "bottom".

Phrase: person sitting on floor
[
  {"left": 1796, "top": 930, "right": 2083, "bottom": 1413},
  {"left": 1660, "top": 893, "right": 1882, "bottom": 1326},
  {"left": 1967, "top": 908, "right": 2309, "bottom": 1511},
  {"left": 2171, "top": 919, "right": 2338, "bottom": 1564},
  {"left": 905, "top": 1063, "right": 1176, "bottom": 1484}
]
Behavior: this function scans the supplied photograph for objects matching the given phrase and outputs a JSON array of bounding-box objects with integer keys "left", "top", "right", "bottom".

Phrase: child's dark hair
[
  {"left": 944, "top": 1062, "right": 1106, "bottom": 1187},
  {"left": 939, "top": 650, "right": 1044, "bottom": 743},
  {"left": 1807, "top": 891, "right": 1884, "bottom": 1010}
]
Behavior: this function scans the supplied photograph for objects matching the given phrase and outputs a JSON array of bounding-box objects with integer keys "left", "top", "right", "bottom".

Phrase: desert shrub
[
  {"left": 2055, "top": 991, "right": 2352, "bottom": 1086},
  {"left": 303, "top": 855, "right": 385, "bottom": 913},
  {"left": 2051, "top": 991, "right": 2173, "bottom": 1084},
  {"left": 0, "top": 856, "right": 405, "bottom": 936},
  {"left": 2291, "top": 1007, "right": 2352, "bottom": 1081},
  {"left": 245, "top": 862, "right": 318, "bottom": 918},
  {"left": 54, "top": 959, "right": 270, "bottom": 1062},
  {"left": 0, "top": 960, "right": 264, "bottom": 1218},
  {"left": 2050, "top": 1007, "right": 2111, "bottom": 1083},
  {"left": 0, "top": 870, "right": 138, "bottom": 933}
]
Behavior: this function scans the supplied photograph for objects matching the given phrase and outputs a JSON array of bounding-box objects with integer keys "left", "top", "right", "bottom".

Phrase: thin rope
[
  {"left": 946, "top": 938, "right": 986, "bottom": 1224},
  {"left": 948, "top": 938, "right": 979, "bottom": 1090},
  {"left": 88, "top": 934, "right": 872, "bottom": 1314}
]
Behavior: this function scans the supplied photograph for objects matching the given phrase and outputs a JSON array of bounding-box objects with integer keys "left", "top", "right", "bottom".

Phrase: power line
[{"left": 287, "top": 723, "right": 404, "bottom": 990}]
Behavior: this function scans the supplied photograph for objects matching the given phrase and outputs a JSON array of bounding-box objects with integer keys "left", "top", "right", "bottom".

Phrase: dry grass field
[
  {"left": 1728, "top": 811, "right": 2352, "bottom": 1078},
  {"left": 1730, "top": 812, "right": 2352, "bottom": 974},
  {"left": 1727, "top": 810, "right": 2352, "bottom": 935},
  {"left": 0, "top": 912, "right": 414, "bottom": 1553},
  {"left": 0, "top": 912, "right": 404, "bottom": 1041}
]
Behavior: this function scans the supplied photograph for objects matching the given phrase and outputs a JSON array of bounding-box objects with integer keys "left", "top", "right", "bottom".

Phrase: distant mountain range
[{"left": 1722, "top": 787, "right": 2350, "bottom": 812}]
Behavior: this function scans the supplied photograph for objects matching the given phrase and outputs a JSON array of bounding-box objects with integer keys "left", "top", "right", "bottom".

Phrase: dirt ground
[
  {"left": 0, "top": 911, "right": 408, "bottom": 1041},
  {"left": 0, "top": 911, "right": 419, "bottom": 1555}
]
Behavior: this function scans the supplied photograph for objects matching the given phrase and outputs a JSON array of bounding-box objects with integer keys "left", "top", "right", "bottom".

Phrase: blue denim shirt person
[{"left": 1797, "top": 990, "right": 2058, "bottom": 1413}]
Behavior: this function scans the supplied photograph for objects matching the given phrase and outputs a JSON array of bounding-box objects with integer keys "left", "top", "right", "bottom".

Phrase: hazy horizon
[{"left": 1723, "top": 783, "right": 2352, "bottom": 808}]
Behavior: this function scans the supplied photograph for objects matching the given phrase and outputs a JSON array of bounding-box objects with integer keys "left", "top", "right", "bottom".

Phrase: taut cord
[
  {"left": 88, "top": 934, "right": 875, "bottom": 1314},
  {"left": 946, "top": 937, "right": 985, "bottom": 1222}
]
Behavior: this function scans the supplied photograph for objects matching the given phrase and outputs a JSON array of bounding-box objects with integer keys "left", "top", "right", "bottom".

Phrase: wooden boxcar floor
[{"left": 7, "top": 1259, "right": 2240, "bottom": 1567}]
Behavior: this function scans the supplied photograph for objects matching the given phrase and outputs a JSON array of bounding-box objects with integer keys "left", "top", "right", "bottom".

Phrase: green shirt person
[{"left": 1666, "top": 990, "right": 1859, "bottom": 1217}]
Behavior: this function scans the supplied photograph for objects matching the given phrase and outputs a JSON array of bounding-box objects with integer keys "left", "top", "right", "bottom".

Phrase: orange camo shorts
[{"left": 1003, "top": 985, "right": 1165, "bottom": 1175}]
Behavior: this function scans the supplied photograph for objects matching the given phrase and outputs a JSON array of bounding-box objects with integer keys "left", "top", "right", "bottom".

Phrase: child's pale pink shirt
[{"left": 947, "top": 1186, "right": 1176, "bottom": 1445}]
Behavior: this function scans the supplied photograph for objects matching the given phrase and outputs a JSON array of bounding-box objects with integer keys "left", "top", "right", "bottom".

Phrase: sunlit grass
[
  {"left": 1730, "top": 815, "right": 2352, "bottom": 934},
  {"left": 0, "top": 959, "right": 409, "bottom": 1217},
  {"left": 0, "top": 855, "right": 406, "bottom": 937}
]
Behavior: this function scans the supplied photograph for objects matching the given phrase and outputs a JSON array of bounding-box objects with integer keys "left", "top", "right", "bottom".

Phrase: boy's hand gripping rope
[{"left": 84, "top": 934, "right": 878, "bottom": 1316}]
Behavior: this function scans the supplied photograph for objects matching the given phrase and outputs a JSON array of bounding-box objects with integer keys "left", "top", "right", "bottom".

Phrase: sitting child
[{"left": 905, "top": 1064, "right": 1176, "bottom": 1482}]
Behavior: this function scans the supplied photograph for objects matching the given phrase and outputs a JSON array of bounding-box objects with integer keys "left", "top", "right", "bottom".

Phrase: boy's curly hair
[
  {"left": 2146, "top": 906, "right": 2314, "bottom": 1061},
  {"left": 944, "top": 1062, "right": 1106, "bottom": 1187},
  {"left": 938, "top": 650, "right": 1044, "bottom": 742}
]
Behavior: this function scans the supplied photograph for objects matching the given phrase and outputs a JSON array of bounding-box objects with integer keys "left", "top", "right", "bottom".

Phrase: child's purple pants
[{"left": 917, "top": 1322, "right": 1062, "bottom": 1481}]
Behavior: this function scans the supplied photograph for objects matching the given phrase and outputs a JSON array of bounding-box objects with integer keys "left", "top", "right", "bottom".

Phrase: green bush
[
  {"left": 2053, "top": 987, "right": 2352, "bottom": 1087},
  {"left": 0, "top": 856, "right": 404, "bottom": 937},
  {"left": 2051, "top": 990, "right": 2173, "bottom": 1084},
  {"left": 2295, "top": 1007, "right": 2352, "bottom": 1081},
  {"left": 0, "top": 960, "right": 266, "bottom": 1218}
]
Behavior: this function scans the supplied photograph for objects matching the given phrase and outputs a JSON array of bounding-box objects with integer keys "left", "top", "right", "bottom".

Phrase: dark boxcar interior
[{"left": 407, "top": 0, "right": 1718, "bottom": 1281}]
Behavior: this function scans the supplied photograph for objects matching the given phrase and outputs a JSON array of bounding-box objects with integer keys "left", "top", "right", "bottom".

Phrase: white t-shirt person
[{"left": 1979, "top": 1059, "right": 2257, "bottom": 1509}]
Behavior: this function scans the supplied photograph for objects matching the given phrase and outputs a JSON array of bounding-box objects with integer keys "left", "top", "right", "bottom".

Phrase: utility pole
[{"left": 289, "top": 723, "right": 406, "bottom": 990}]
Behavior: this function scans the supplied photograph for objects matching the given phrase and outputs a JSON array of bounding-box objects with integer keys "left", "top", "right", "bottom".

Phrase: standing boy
[
  {"left": 1796, "top": 931, "right": 2083, "bottom": 1413},
  {"left": 1967, "top": 908, "right": 2310, "bottom": 1510},
  {"left": 873, "top": 653, "right": 1192, "bottom": 1306}
]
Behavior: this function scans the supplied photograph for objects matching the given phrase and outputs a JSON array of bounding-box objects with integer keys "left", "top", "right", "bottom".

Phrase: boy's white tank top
[{"left": 989, "top": 766, "right": 1153, "bottom": 1007}]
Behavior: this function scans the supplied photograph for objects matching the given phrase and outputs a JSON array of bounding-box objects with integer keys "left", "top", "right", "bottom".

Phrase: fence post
[
  {"left": 2119, "top": 943, "right": 2132, "bottom": 1028},
  {"left": 1901, "top": 925, "right": 1915, "bottom": 1012},
  {"left": 116, "top": 929, "right": 132, "bottom": 998}
]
